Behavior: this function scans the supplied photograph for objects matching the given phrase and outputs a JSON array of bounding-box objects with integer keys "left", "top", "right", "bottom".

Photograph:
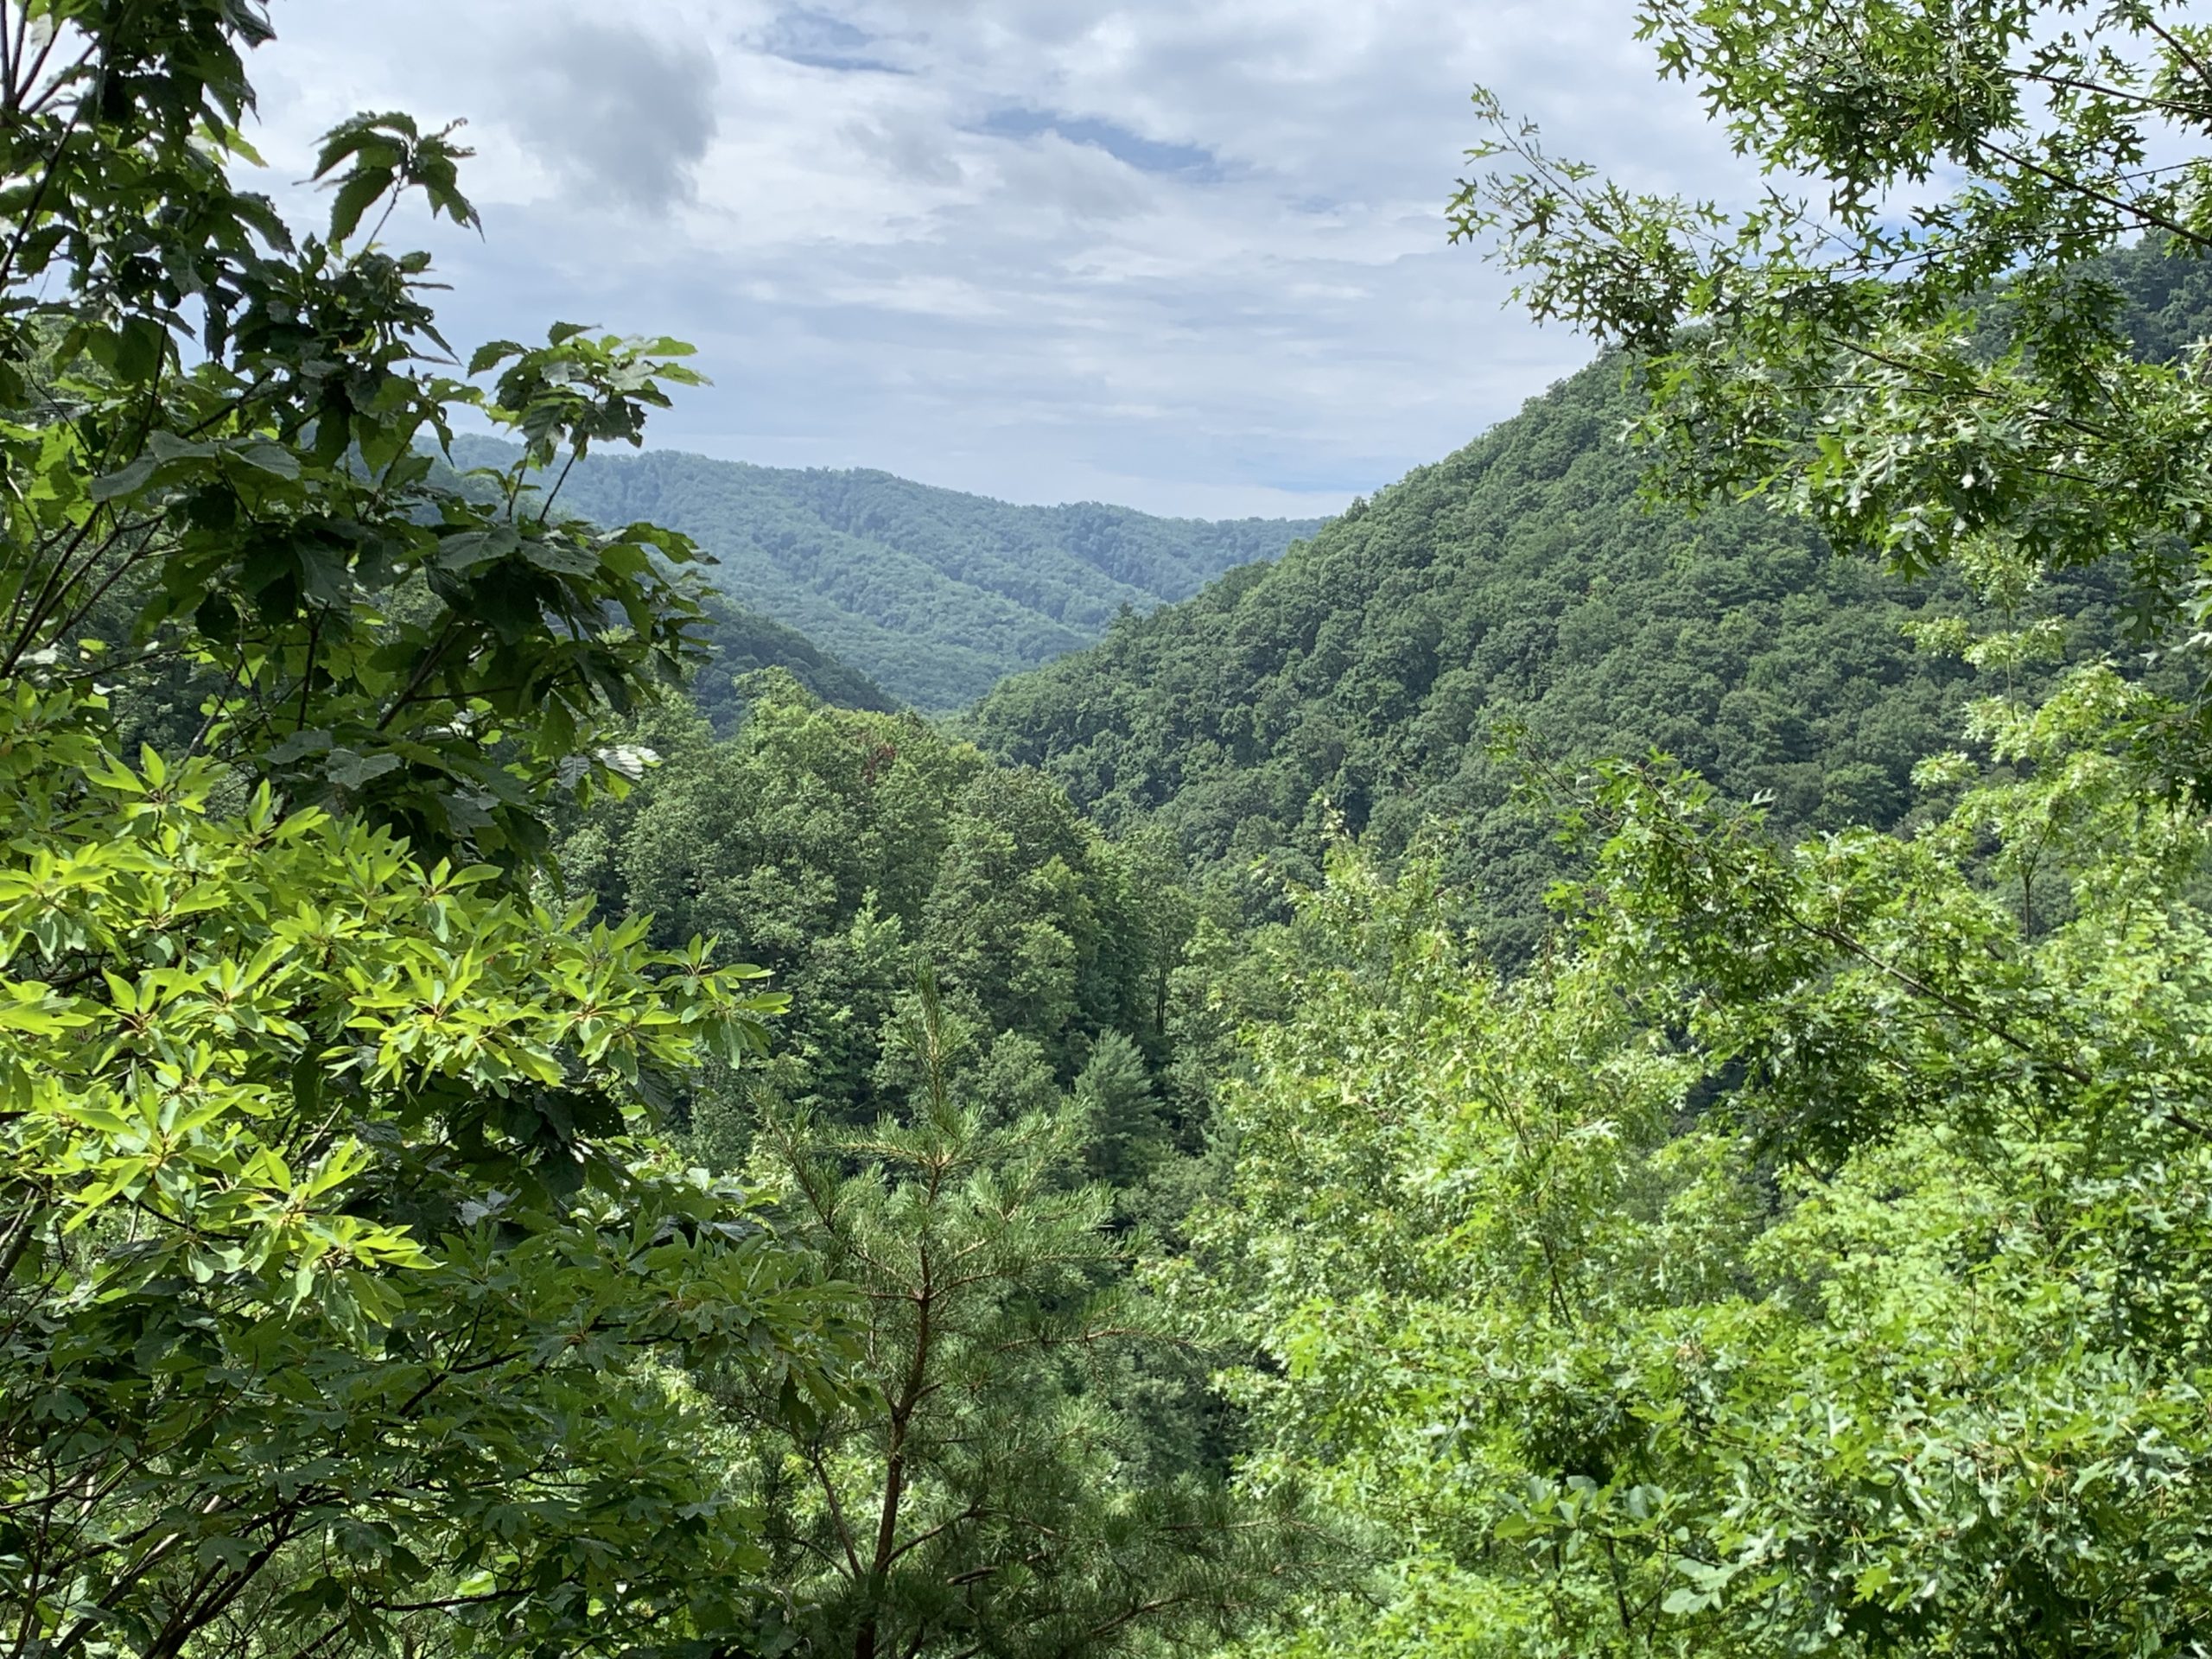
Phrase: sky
[{"left": 246, "top": 1, "right": 1745, "bottom": 519}]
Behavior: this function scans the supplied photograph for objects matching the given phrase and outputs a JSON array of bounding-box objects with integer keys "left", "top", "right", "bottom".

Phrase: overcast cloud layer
[{"left": 249, "top": 2, "right": 1741, "bottom": 518}]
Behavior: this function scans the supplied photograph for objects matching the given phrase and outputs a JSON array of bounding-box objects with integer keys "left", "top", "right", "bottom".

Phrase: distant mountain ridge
[{"left": 448, "top": 435, "right": 1323, "bottom": 710}]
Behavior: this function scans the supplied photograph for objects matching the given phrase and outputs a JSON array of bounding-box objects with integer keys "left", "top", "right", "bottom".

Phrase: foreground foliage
[
  {"left": 0, "top": 686, "right": 836, "bottom": 1659},
  {"left": 0, "top": 6, "right": 846, "bottom": 1656},
  {"left": 1205, "top": 668, "right": 2212, "bottom": 1657},
  {"left": 0, "top": 0, "right": 718, "bottom": 864},
  {"left": 24, "top": 1, "right": 2212, "bottom": 1656},
  {"left": 1163, "top": 7, "right": 2212, "bottom": 1649}
]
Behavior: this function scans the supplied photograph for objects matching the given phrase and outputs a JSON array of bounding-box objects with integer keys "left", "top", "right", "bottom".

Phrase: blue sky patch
[
  {"left": 762, "top": 8, "right": 906, "bottom": 73},
  {"left": 976, "top": 108, "right": 1224, "bottom": 181}
]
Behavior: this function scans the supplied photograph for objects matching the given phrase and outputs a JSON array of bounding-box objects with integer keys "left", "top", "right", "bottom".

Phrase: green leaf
[
  {"left": 327, "top": 167, "right": 395, "bottom": 244},
  {"left": 325, "top": 749, "right": 404, "bottom": 790},
  {"left": 88, "top": 456, "right": 158, "bottom": 503},
  {"left": 520, "top": 537, "right": 601, "bottom": 577}
]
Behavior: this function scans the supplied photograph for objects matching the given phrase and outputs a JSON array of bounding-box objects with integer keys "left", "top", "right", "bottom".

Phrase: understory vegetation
[{"left": 8, "top": 3, "right": 2212, "bottom": 1658}]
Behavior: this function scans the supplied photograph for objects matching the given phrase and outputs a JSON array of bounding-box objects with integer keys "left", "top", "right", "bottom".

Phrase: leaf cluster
[
  {"left": 0, "top": 684, "right": 842, "bottom": 1659},
  {"left": 0, "top": 1, "right": 721, "bottom": 865}
]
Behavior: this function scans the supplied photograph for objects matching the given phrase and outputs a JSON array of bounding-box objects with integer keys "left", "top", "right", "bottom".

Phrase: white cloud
[
  {"left": 247, "top": 0, "right": 1743, "bottom": 518},
  {"left": 502, "top": 17, "right": 721, "bottom": 211}
]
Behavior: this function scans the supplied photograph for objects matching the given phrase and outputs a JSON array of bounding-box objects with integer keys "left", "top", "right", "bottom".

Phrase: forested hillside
[
  {"left": 969, "top": 357, "right": 2128, "bottom": 952},
  {"left": 694, "top": 593, "right": 896, "bottom": 722},
  {"left": 1188, "top": 10, "right": 2212, "bottom": 1653},
  {"left": 560, "top": 679, "right": 1190, "bottom": 1135},
  {"left": 451, "top": 434, "right": 1320, "bottom": 710}
]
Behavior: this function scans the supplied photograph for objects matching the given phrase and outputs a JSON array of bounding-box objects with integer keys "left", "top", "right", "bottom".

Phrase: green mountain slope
[
  {"left": 448, "top": 435, "right": 1320, "bottom": 711},
  {"left": 967, "top": 356, "right": 2132, "bottom": 957},
  {"left": 415, "top": 446, "right": 894, "bottom": 722},
  {"left": 692, "top": 594, "right": 897, "bottom": 725}
]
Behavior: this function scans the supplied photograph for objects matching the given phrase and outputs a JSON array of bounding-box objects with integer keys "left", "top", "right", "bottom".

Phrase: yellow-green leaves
[
  {"left": 0, "top": 686, "right": 833, "bottom": 1659},
  {"left": 1205, "top": 690, "right": 2212, "bottom": 1657}
]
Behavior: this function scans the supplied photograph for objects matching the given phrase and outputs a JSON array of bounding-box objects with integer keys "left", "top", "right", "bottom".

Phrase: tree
[
  {"left": 0, "top": 0, "right": 717, "bottom": 865},
  {"left": 0, "top": 683, "right": 843, "bottom": 1659},
  {"left": 1192, "top": 16, "right": 2212, "bottom": 1649},
  {"left": 1202, "top": 666, "right": 2212, "bottom": 1656},
  {"left": 715, "top": 982, "right": 1326, "bottom": 1659},
  {"left": 1452, "top": 0, "right": 2212, "bottom": 753},
  {"left": 1073, "top": 1029, "right": 1167, "bottom": 1196},
  {"left": 563, "top": 677, "right": 1192, "bottom": 1129},
  {"left": 0, "top": 8, "right": 848, "bottom": 1656}
]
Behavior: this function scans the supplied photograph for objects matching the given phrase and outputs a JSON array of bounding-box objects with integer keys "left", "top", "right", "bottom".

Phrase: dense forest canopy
[
  {"left": 965, "top": 348, "right": 2145, "bottom": 955},
  {"left": 10, "top": 3, "right": 2212, "bottom": 1659},
  {"left": 1204, "top": 0, "right": 2212, "bottom": 1649},
  {"left": 558, "top": 678, "right": 1191, "bottom": 1129},
  {"left": 449, "top": 433, "right": 1322, "bottom": 711},
  {"left": 969, "top": 238, "right": 2202, "bottom": 954}
]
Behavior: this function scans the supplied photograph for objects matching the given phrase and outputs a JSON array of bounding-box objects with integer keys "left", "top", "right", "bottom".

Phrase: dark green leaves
[
  {"left": 0, "top": 23, "right": 860, "bottom": 1650},
  {"left": 312, "top": 110, "right": 481, "bottom": 244}
]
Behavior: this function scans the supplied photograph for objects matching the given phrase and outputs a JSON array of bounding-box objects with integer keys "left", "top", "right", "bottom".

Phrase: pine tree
[{"left": 711, "top": 979, "right": 1324, "bottom": 1659}]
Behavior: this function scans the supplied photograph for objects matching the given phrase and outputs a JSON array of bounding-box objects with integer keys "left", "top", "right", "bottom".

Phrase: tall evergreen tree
[{"left": 713, "top": 982, "right": 1326, "bottom": 1659}]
